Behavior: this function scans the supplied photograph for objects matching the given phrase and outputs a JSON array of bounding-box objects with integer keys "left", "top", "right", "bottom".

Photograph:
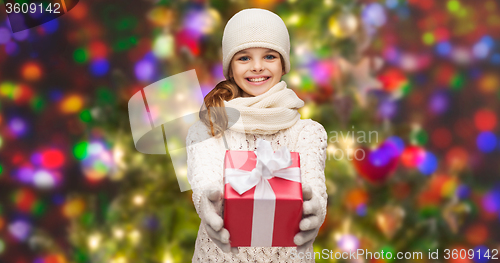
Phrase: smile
[{"left": 245, "top": 77, "right": 270, "bottom": 85}]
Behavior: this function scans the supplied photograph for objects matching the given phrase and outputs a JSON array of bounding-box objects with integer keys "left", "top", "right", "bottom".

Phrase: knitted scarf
[{"left": 223, "top": 80, "right": 304, "bottom": 135}]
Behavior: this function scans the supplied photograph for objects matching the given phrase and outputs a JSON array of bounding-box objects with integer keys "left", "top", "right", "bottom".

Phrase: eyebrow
[{"left": 235, "top": 50, "right": 279, "bottom": 55}]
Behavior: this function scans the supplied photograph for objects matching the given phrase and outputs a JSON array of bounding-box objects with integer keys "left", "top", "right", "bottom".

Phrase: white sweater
[{"left": 186, "top": 118, "right": 328, "bottom": 262}]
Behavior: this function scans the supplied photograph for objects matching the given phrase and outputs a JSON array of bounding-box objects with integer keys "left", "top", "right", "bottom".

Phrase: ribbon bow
[{"left": 225, "top": 138, "right": 301, "bottom": 198}]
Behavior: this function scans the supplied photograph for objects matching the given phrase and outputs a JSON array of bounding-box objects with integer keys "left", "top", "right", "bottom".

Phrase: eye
[
  {"left": 265, "top": 55, "right": 276, "bottom": 59},
  {"left": 237, "top": 56, "right": 249, "bottom": 61}
]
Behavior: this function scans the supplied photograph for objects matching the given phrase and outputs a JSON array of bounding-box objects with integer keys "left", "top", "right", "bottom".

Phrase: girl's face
[{"left": 229, "top": 47, "right": 285, "bottom": 97}]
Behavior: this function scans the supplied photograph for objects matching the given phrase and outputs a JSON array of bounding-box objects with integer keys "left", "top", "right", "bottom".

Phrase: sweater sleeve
[
  {"left": 295, "top": 120, "right": 328, "bottom": 223},
  {"left": 186, "top": 121, "right": 225, "bottom": 218}
]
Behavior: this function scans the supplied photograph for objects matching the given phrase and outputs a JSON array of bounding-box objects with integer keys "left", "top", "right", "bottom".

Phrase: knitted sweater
[{"left": 186, "top": 118, "right": 328, "bottom": 262}]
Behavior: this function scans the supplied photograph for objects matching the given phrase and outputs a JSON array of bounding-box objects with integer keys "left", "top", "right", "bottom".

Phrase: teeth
[{"left": 248, "top": 77, "right": 268, "bottom": 82}]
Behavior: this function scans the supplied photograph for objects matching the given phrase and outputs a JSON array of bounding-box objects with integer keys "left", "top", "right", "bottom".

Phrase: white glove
[
  {"left": 294, "top": 184, "right": 322, "bottom": 253},
  {"left": 200, "top": 188, "right": 239, "bottom": 254}
]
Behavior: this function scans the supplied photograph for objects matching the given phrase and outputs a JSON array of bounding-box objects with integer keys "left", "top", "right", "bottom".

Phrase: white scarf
[{"left": 223, "top": 81, "right": 304, "bottom": 135}]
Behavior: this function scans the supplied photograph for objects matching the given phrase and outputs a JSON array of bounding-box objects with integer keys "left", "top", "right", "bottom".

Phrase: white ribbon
[{"left": 224, "top": 138, "right": 301, "bottom": 246}]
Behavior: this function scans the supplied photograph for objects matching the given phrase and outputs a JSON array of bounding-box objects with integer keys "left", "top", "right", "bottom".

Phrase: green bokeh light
[
  {"left": 450, "top": 73, "right": 465, "bottom": 91},
  {"left": 30, "top": 96, "right": 45, "bottom": 112},
  {"left": 74, "top": 48, "right": 89, "bottom": 63},
  {"left": 74, "top": 142, "right": 89, "bottom": 160},
  {"left": 412, "top": 129, "right": 428, "bottom": 145},
  {"left": 80, "top": 110, "right": 92, "bottom": 122}
]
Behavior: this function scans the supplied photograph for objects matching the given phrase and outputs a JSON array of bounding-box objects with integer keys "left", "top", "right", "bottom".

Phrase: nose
[{"left": 251, "top": 59, "right": 264, "bottom": 72}]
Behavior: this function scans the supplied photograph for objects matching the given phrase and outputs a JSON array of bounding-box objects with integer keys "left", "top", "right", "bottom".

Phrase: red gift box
[{"left": 223, "top": 139, "right": 303, "bottom": 247}]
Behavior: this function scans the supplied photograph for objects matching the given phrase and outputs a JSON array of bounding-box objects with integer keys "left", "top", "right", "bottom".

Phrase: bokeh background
[{"left": 1, "top": 0, "right": 500, "bottom": 262}]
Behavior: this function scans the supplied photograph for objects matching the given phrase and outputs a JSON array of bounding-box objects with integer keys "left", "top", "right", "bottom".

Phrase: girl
[{"left": 186, "top": 8, "right": 328, "bottom": 262}]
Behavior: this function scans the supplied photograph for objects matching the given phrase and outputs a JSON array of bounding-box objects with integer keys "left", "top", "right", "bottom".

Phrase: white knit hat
[{"left": 222, "top": 8, "right": 291, "bottom": 80}]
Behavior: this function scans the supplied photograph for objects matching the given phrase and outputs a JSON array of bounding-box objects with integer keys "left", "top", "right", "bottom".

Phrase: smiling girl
[{"left": 186, "top": 8, "right": 328, "bottom": 262}]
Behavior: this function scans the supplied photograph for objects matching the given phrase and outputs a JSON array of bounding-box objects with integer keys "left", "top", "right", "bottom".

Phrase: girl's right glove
[{"left": 200, "top": 188, "right": 239, "bottom": 254}]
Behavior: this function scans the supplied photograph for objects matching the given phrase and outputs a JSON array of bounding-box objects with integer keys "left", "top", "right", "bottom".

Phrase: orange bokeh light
[{"left": 21, "top": 62, "right": 42, "bottom": 81}]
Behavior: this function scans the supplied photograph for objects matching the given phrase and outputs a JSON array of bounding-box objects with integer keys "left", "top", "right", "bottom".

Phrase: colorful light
[
  {"left": 369, "top": 141, "right": 400, "bottom": 167},
  {"left": 9, "top": 117, "right": 28, "bottom": 136},
  {"left": 362, "top": 2, "right": 387, "bottom": 28},
  {"left": 62, "top": 198, "right": 85, "bottom": 219},
  {"left": 383, "top": 45, "right": 401, "bottom": 63},
  {"left": 8, "top": 219, "right": 31, "bottom": 241},
  {"left": 474, "top": 109, "right": 497, "bottom": 131},
  {"left": 441, "top": 176, "right": 458, "bottom": 198},
  {"left": 40, "top": 149, "right": 65, "bottom": 169},
  {"left": 478, "top": 73, "right": 499, "bottom": 94},
  {"left": 446, "top": 146, "right": 468, "bottom": 171},
  {"left": 386, "top": 136, "right": 405, "bottom": 154},
  {"left": 13, "top": 188, "right": 37, "bottom": 212},
  {"left": 418, "top": 151, "right": 438, "bottom": 175},
  {"left": 74, "top": 141, "right": 89, "bottom": 160},
  {"left": 81, "top": 141, "right": 114, "bottom": 182},
  {"left": 345, "top": 188, "right": 368, "bottom": 211},
  {"left": 133, "top": 195, "right": 145, "bottom": 206},
  {"left": 41, "top": 18, "right": 59, "bottom": 34},
  {"left": 436, "top": 41, "right": 452, "bottom": 57},
  {"left": 401, "top": 145, "right": 426, "bottom": 168},
  {"left": 491, "top": 53, "right": 500, "bottom": 65},
  {"left": 447, "top": 0, "right": 461, "bottom": 12},
  {"left": 68, "top": 2, "right": 87, "bottom": 20},
  {"left": 33, "top": 170, "right": 57, "bottom": 189},
  {"left": 135, "top": 58, "right": 155, "bottom": 82},
  {"left": 5, "top": 41, "right": 19, "bottom": 56},
  {"left": 183, "top": 8, "right": 221, "bottom": 36},
  {"left": 89, "top": 41, "right": 108, "bottom": 59},
  {"left": 16, "top": 166, "right": 35, "bottom": 184},
  {"left": 378, "top": 68, "right": 407, "bottom": 92},
  {"left": 90, "top": 59, "right": 109, "bottom": 76},
  {"left": 211, "top": 63, "right": 225, "bottom": 82},
  {"left": 73, "top": 48, "right": 89, "bottom": 63},
  {"left": 147, "top": 6, "right": 174, "bottom": 27},
  {"left": 88, "top": 233, "right": 101, "bottom": 250},
  {"left": 328, "top": 13, "right": 358, "bottom": 38},
  {"left": 0, "top": 27, "right": 10, "bottom": 44},
  {"left": 378, "top": 99, "right": 397, "bottom": 119},
  {"left": 61, "top": 95, "right": 84, "bottom": 114},
  {"left": 476, "top": 131, "right": 497, "bottom": 153},
  {"left": 337, "top": 234, "right": 360, "bottom": 251},
  {"left": 473, "top": 40, "right": 491, "bottom": 60},
  {"left": 310, "top": 60, "right": 337, "bottom": 85},
  {"left": 451, "top": 47, "right": 472, "bottom": 65},
  {"left": 456, "top": 184, "right": 470, "bottom": 200},
  {"left": 482, "top": 189, "right": 500, "bottom": 213},
  {"left": 152, "top": 34, "right": 174, "bottom": 59},
  {"left": 385, "top": 0, "right": 399, "bottom": 9},
  {"left": 434, "top": 27, "right": 450, "bottom": 42},
  {"left": 411, "top": 127, "right": 429, "bottom": 145},
  {"left": 80, "top": 109, "right": 92, "bottom": 122},
  {"left": 40, "top": 254, "right": 66, "bottom": 263},
  {"left": 12, "top": 30, "right": 29, "bottom": 41},
  {"left": 355, "top": 204, "right": 367, "bottom": 216},
  {"left": 21, "top": 62, "right": 42, "bottom": 81},
  {"left": 428, "top": 90, "right": 449, "bottom": 114}
]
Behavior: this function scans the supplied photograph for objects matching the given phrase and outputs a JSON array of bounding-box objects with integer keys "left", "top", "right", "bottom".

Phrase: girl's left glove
[{"left": 294, "top": 184, "right": 322, "bottom": 253}]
